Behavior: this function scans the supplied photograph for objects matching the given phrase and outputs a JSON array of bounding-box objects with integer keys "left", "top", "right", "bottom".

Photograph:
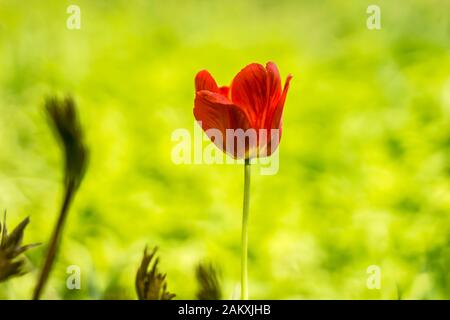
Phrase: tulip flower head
[{"left": 194, "top": 62, "right": 292, "bottom": 160}]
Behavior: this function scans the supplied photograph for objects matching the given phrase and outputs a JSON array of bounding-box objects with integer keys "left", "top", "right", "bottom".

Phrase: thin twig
[{"left": 33, "top": 179, "right": 75, "bottom": 299}]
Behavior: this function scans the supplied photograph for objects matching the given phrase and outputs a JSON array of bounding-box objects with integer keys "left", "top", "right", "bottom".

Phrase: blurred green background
[{"left": 0, "top": 0, "right": 449, "bottom": 299}]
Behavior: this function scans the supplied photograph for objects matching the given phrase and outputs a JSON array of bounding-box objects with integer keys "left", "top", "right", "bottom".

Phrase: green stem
[
  {"left": 33, "top": 180, "right": 75, "bottom": 300},
  {"left": 241, "top": 158, "right": 251, "bottom": 300}
]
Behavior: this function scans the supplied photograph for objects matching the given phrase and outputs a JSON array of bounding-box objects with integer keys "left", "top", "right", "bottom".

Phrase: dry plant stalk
[{"left": 33, "top": 96, "right": 88, "bottom": 299}]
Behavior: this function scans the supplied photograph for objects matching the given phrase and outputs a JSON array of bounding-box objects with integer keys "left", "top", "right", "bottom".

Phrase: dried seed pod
[
  {"left": 135, "top": 246, "right": 176, "bottom": 300},
  {"left": 0, "top": 211, "right": 40, "bottom": 283},
  {"left": 45, "top": 95, "right": 88, "bottom": 190},
  {"left": 196, "top": 262, "right": 222, "bottom": 300}
]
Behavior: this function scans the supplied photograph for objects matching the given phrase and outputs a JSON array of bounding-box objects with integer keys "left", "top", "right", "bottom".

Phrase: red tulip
[{"left": 194, "top": 62, "right": 292, "bottom": 159}]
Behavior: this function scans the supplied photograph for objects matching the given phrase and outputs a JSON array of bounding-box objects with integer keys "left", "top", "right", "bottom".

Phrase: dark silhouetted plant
[
  {"left": 0, "top": 211, "right": 40, "bottom": 283},
  {"left": 33, "top": 96, "right": 88, "bottom": 299},
  {"left": 135, "top": 246, "right": 175, "bottom": 300},
  {"left": 196, "top": 262, "right": 221, "bottom": 300}
]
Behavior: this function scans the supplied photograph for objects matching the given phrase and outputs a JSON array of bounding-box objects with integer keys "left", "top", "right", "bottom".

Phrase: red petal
[
  {"left": 230, "top": 63, "right": 266, "bottom": 126},
  {"left": 195, "top": 70, "right": 219, "bottom": 92},
  {"left": 265, "top": 62, "right": 282, "bottom": 112},
  {"left": 262, "top": 74, "right": 292, "bottom": 156},
  {"left": 219, "top": 86, "right": 230, "bottom": 98},
  {"left": 270, "top": 74, "right": 293, "bottom": 131},
  {"left": 230, "top": 62, "right": 283, "bottom": 128},
  {"left": 194, "top": 91, "right": 252, "bottom": 158}
]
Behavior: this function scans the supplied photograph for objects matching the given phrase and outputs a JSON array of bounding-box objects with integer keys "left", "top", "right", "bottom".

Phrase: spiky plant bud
[
  {"left": 45, "top": 95, "right": 88, "bottom": 190},
  {"left": 135, "top": 246, "right": 176, "bottom": 300},
  {"left": 196, "top": 262, "right": 222, "bottom": 300},
  {"left": 0, "top": 211, "right": 40, "bottom": 283}
]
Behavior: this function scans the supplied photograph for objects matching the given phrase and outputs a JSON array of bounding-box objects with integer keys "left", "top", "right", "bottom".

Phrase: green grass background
[{"left": 0, "top": 0, "right": 449, "bottom": 299}]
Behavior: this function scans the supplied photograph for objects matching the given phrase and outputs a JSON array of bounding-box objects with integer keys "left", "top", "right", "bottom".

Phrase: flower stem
[
  {"left": 241, "top": 158, "right": 251, "bottom": 300},
  {"left": 33, "top": 180, "right": 75, "bottom": 300}
]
